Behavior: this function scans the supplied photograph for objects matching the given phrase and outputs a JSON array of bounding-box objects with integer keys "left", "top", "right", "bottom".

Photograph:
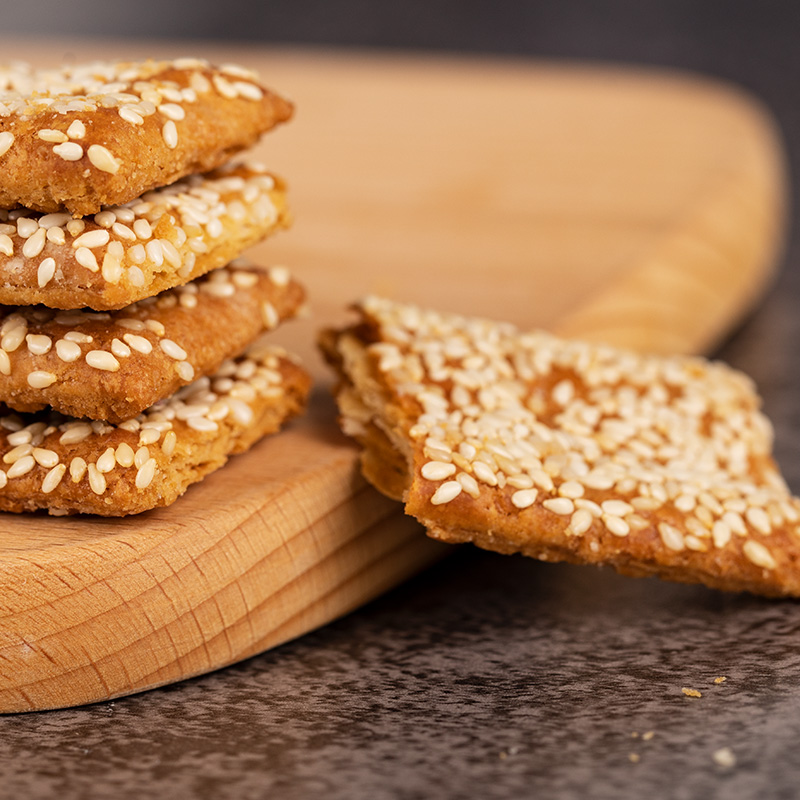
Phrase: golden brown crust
[
  {"left": 0, "top": 163, "right": 289, "bottom": 310},
  {"left": 0, "top": 345, "right": 310, "bottom": 516},
  {"left": 0, "top": 59, "right": 292, "bottom": 215},
  {"left": 322, "top": 297, "right": 800, "bottom": 598},
  {"left": 0, "top": 264, "right": 304, "bottom": 423}
]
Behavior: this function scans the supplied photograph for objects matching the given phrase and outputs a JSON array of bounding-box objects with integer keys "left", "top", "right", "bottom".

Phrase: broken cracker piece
[{"left": 321, "top": 297, "right": 800, "bottom": 598}]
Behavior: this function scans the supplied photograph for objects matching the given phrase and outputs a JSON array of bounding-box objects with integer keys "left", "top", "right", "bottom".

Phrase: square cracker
[
  {"left": 322, "top": 297, "right": 800, "bottom": 598},
  {"left": 0, "top": 58, "right": 292, "bottom": 215}
]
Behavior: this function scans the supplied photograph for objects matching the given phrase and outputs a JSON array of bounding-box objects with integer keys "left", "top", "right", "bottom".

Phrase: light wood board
[{"left": 0, "top": 42, "right": 787, "bottom": 712}]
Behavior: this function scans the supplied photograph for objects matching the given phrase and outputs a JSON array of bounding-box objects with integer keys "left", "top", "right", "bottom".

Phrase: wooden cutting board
[{"left": 0, "top": 42, "right": 786, "bottom": 713}]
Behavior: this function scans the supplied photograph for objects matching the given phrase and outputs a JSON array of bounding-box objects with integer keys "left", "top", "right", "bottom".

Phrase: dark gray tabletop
[{"left": 4, "top": 5, "right": 800, "bottom": 800}]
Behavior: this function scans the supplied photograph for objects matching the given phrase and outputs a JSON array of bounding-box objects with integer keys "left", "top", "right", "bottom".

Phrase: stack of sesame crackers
[{"left": 0, "top": 58, "right": 310, "bottom": 515}]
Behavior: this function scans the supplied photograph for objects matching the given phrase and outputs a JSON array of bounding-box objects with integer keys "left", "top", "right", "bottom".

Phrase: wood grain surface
[{"left": 0, "top": 42, "right": 787, "bottom": 712}]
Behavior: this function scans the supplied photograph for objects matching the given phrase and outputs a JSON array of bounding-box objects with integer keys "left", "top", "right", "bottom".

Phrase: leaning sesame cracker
[
  {"left": 0, "top": 264, "right": 303, "bottom": 423},
  {"left": 0, "top": 163, "right": 289, "bottom": 310},
  {"left": 0, "top": 58, "right": 292, "bottom": 215},
  {"left": 321, "top": 297, "right": 800, "bottom": 598},
  {"left": 0, "top": 344, "right": 310, "bottom": 516}
]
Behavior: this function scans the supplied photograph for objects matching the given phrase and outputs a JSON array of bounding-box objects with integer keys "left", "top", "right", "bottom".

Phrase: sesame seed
[
  {"left": 159, "top": 102, "right": 186, "bottom": 121},
  {"left": 138, "top": 428, "right": 161, "bottom": 446},
  {"left": 145, "top": 319, "right": 166, "bottom": 337},
  {"left": 26, "top": 334, "right": 52, "bottom": 355},
  {"left": 60, "top": 423, "right": 92, "bottom": 445},
  {"left": 37, "top": 257, "right": 56, "bottom": 288},
  {"left": 1, "top": 326, "right": 25, "bottom": 353},
  {"left": 46, "top": 227, "right": 65, "bottom": 245},
  {"left": 0, "top": 131, "right": 14, "bottom": 156},
  {"left": 570, "top": 509, "right": 594, "bottom": 535},
  {"left": 38, "top": 213, "right": 71, "bottom": 229},
  {"left": 175, "top": 361, "right": 195, "bottom": 381},
  {"left": 0, "top": 234, "right": 12, "bottom": 256},
  {"left": 712, "top": 520, "right": 732, "bottom": 549},
  {"left": 74, "top": 247, "right": 99, "bottom": 271},
  {"left": 111, "top": 222, "right": 135, "bottom": 240},
  {"left": 132, "top": 219, "right": 152, "bottom": 240},
  {"left": 431, "top": 480, "right": 462, "bottom": 505},
  {"left": 3, "top": 443, "right": 32, "bottom": 463},
  {"left": 41, "top": 464, "right": 67, "bottom": 494},
  {"left": 603, "top": 514, "right": 630, "bottom": 537},
  {"left": 558, "top": 480, "right": 584, "bottom": 499},
  {"left": 270, "top": 266, "right": 290, "bottom": 286},
  {"left": 134, "top": 446, "right": 151, "bottom": 469},
  {"left": 7, "top": 455, "right": 35, "bottom": 478},
  {"left": 66, "top": 219, "right": 85, "bottom": 237},
  {"left": 66, "top": 120, "right": 86, "bottom": 139},
  {"left": 87, "top": 144, "right": 121, "bottom": 174},
  {"left": 53, "top": 142, "right": 83, "bottom": 161},
  {"left": 145, "top": 239, "right": 164, "bottom": 266},
  {"left": 96, "top": 447, "right": 116, "bottom": 473},
  {"left": 745, "top": 507, "right": 771, "bottom": 535},
  {"left": 38, "top": 129, "right": 68, "bottom": 143},
  {"left": 117, "top": 318, "right": 146, "bottom": 331},
  {"left": 187, "top": 417, "right": 218, "bottom": 432},
  {"left": 260, "top": 301, "right": 280, "bottom": 329},
  {"left": 27, "top": 370, "right": 57, "bottom": 389},
  {"left": 456, "top": 472, "right": 480, "bottom": 498},
  {"left": 135, "top": 458, "right": 157, "bottom": 489},
  {"left": 85, "top": 350, "right": 120, "bottom": 371},
  {"left": 111, "top": 338, "right": 131, "bottom": 358},
  {"left": 6, "top": 431, "right": 31, "bottom": 447},
  {"left": 658, "top": 523, "right": 685, "bottom": 551},
  {"left": 160, "top": 339, "right": 187, "bottom": 361},
  {"left": 87, "top": 464, "right": 106, "bottom": 495},
  {"left": 72, "top": 229, "right": 110, "bottom": 250},
  {"left": 0, "top": 351, "right": 10, "bottom": 376},
  {"left": 70, "top": 457, "right": 87, "bottom": 482},
  {"left": 162, "top": 120, "right": 178, "bottom": 148},
  {"left": 743, "top": 540, "right": 776, "bottom": 570},
  {"left": 55, "top": 339, "right": 82, "bottom": 362},
  {"left": 22, "top": 228, "right": 46, "bottom": 258},
  {"left": 15, "top": 218, "right": 37, "bottom": 239},
  {"left": 601, "top": 500, "right": 633, "bottom": 517},
  {"left": 421, "top": 461, "right": 457, "bottom": 481},
  {"left": 115, "top": 442, "right": 135, "bottom": 467},
  {"left": 123, "top": 333, "right": 153, "bottom": 354},
  {"left": 32, "top": 448, "right": 58, "bottom": 468},
  {"left": 162, "top": 430, "right": 177, "bottom": 456},
  {"left": 712, "top": 748, "right": 736, "bottom": 769},
  {"left": 543, "top": 497, "right": 574, "bottom": 515},
  {"left": 94, "top": 211, "right": 116, "bottom": 228},
  {"left": 119, "top": 106, "right": 144, "bottom": 125},
  {"left": 511, "top": 489, "right": 538, "bottom": 509}
]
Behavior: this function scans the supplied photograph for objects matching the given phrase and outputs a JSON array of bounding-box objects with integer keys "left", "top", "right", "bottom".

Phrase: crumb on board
[
  {"left": 714, "top": 676, "right": 727, "bottom": 684},
  {"left": 642, "top": 731, "right": 655, "bottom": 741},
  {"left": 682, "top": 687, "right": 702, "bottom": 698},
  {"left": 631, "top": 731, "right": 639, "bottom": 738},
  {"left": 713, "top": 747, "right": 736, "bottom": 768},
  {"left": 629, "top": 753, "right": 640, "bottom": 763}
]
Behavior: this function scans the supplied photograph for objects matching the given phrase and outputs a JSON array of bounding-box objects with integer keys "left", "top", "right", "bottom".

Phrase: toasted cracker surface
[
  {"left": 0, "top": 343, "right": 310, "bottom": 516},
  {"left": 0, "top": 264, "right": 304, "bottom": 423},
  {"left": 0, "top": 163, "right": 289, "bottom": 310},
  {"left": 0, "top": 59, "right": 292, "bottom": 215}
]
